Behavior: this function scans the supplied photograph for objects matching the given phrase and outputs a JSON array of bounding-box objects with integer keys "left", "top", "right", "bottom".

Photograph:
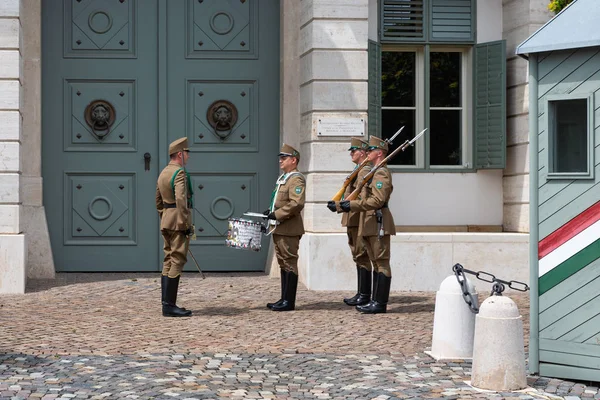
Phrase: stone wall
[
  {"left": 0, "top": 0, "right": 26, "bottom": 293},
  {"left": 20, "top": 0, "right": 53, "bottom": 280},
  {"left": 297, "top": 0, "right": 369, "bottom": 235},
  {"left": 503, "top": 0, "right": 553, "bottom": 233}
]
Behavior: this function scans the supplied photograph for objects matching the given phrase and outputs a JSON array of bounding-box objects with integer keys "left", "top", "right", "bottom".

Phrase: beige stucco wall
[
  {"left": 0, "top": 0, "right": 26, "bottom": 293},
  {"left": 20, "top": 0, "right": 54, "bottom": 280},
  {"left": 276, "top": 0, "right": 531, "bottom": 290},
  {"left": 502, "top": 0, "right": 553, "bottom": 233},
  {"left": 1, "top": 0, "right": 547, "bottom": 291},
  {"left": 0, "top": 0, "right": 53, "bottom": 294}
]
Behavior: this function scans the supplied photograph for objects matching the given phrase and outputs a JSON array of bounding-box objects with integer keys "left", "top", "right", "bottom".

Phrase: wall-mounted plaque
[{"left": 317, "top": 118, "right": 365, "bottom": 137}]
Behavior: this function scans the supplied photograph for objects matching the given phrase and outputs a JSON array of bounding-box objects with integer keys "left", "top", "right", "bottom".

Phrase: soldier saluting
[
  {"left": 155, "top": 137, "right": 194, "bottom": 317},
  {"left": 334, "top": 136, "right": 396, "bottom": 314},
  {"left": 327, "top": 138, "right": 373, "bottom": 307},
  {"left": 264, "top": 144, "right": 306, "bottom": 312}
]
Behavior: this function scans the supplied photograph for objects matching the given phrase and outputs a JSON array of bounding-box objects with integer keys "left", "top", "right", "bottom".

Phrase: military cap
[
  {"left": 278, "top": 143, "right": 300, "bottom": 160},
  {"left": 367, "top": 136, "right": 389, "bottom": 152},
  {"left": 348, "top": 137, "right": 369, "bottom": 151},
  {"left": 168, "top": 137, "right": 189, "bottom": 155}
]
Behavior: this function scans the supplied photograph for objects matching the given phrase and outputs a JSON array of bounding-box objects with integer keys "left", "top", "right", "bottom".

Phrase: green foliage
[{"left": 548, "top": 0, "right": 574, "bottom": 14}]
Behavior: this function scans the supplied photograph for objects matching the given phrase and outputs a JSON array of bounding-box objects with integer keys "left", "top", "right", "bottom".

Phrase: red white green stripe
[{"left": 538, "top": 201, "right": 600, "bottom": 294}]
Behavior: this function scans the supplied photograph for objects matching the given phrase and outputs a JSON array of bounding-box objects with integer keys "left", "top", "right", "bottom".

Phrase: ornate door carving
[
  {"left": 43, "top": 0, "right": 159, "bottom": 271},
  {"left": 42, "top": 0, "right": 280, "bottom": 272},
  {"left": 168, "top": 0, "right": 280, "bottom": 271}
]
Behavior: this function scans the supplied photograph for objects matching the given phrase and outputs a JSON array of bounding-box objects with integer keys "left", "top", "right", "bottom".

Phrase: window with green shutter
[
  {"left": 381, "top": 0, "right": 426, "bottom": 42},
  {"left": 371, "top": 0, "right": 506, "bottom": 171},
  {"left": 379, "top": 46, "right": 469, "bottom": 169},
  {"left": 381, "top": 0, "right": 474, "bottom": 43},
  {"left": 368, "top": 40, "right": 382, "bottom": 138},
  {"left": 475, "top": 40, "right": 506, "bottom": 169},
  {"left": 430, "top": 0, "right": 474, "bottom": 42}
]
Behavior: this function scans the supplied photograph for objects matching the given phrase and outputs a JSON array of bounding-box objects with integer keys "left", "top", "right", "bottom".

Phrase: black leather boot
[
  {"left": 162, "top": 276, "right": 192, "bottom": 317},
  {"left": 267, "top": 271, "right": 286, "bottom": 309},
  {"left": 344, "top": 267, "right": 371, "bottom": 306},
  {"left": 162, "top": 275, "right": 187, "bottom": 311},
  {"left": 359, "top": 272, "right": 391, "bottom": 314},
  {"left": 161, "top": 274, "right": 167, "bottom": 305},
  {"left": 272, "top": 271, "right": 298, "bottom": 311},
  {"left": 356, "top": 270, "right": 378, "bottom": 312}
]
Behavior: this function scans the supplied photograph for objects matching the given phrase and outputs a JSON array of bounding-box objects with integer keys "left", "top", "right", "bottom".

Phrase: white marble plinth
[
  {"left": 0, "top": 234, "right": 26, "bottom": 294},
  {"left": 297, "top": 232, "right": 529, "bottom": 291}
]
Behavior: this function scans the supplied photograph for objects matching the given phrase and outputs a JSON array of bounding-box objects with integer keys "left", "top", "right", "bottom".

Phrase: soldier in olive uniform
[
  {"left": 335, "top": 136, "right": 396, "bottom": 314},
  {"left": 326, "top": 138, "right": 373, "bottom": 306},
  {"left": 264, "top": 144, "right": 306, "bottom": 312},
  {"left": 155, "top": 137, "right": 194, "bottom": 317}
]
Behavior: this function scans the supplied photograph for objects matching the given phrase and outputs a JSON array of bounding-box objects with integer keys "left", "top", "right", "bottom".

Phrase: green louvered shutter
[
  {"left": 475, "top": 40, "right": 506, "bottom": 169},
  {"left": 381, "top": 0, "right": 425, "bottom": 42},
  {"left": 368, "top": 40, "right": 381, "bottom": 138},
  {"left": 430, "top": 0, "right": 474, "bottom": 42}
]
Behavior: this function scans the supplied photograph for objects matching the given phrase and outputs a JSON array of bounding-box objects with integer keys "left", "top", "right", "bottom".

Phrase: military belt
[{"left": 163, "top": 202, "right": 192, "bottom": 209}]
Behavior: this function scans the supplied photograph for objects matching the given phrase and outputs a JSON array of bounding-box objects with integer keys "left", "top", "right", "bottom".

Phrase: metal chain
[
  {"left": 452, "top": 263, "right": 530, "bottom": 313},
  {"left": 452, "top": 264, "right": 479, "bottom": 314}
]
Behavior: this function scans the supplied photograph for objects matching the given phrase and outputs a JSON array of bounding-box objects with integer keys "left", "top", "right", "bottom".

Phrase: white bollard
[
  {"left": 425, "top": 275, "right": 477, "bottom": 361},
  {"left": 471, "top": 295, "right": 526, "bottom": 391}
]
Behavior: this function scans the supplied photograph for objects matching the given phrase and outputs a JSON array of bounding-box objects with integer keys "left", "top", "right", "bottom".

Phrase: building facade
[{"left": 0, "top": 0, "right": 552, "bottom": 294}]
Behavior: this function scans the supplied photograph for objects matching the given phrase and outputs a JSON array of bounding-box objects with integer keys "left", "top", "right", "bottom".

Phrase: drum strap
[{"left": 269, "top": 171, "right": 304, "bottom": 212}]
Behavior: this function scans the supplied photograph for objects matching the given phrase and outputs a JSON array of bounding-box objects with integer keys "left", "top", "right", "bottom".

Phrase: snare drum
[{"left": 226, "top": 218, "right": 263, "bottom": 251}]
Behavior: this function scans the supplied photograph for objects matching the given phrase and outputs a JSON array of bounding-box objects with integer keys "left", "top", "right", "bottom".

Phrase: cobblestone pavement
[{"left": 0, "top": 273, "right": 598, "bottom": 399}]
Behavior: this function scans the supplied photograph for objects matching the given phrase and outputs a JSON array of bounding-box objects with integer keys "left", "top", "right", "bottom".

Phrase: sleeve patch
[
  {"left": 295, "top": 186, "right": 303, "bottom": 194},
  {"left": 376, "top": 181, "right": 383, "bottom": 189}
]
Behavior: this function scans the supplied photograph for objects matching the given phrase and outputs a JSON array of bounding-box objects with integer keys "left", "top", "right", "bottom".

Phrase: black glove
[
  {"left": 263, "top": 209, "right": 271, "bottom": 216},
  {"left": 326, "top": 201, "right": 337, "bottom": 212},
  {"left": 267, "top": 212, "right": 276, "bottom": 221},
  {"left": 339, "top": 200, "right": 351, "bottom": 212},
  {"left": 184, "top": 227, "right": 194, "bottom": 236}
]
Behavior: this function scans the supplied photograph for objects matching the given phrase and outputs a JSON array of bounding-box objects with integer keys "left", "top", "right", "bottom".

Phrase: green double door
[{"left": 42, "top": 0, "right": 280, "bottom": 272}]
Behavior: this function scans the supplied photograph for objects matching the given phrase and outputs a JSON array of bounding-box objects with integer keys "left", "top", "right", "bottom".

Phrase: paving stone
[{"left": 0, "top": 273, "right": 597, "bottom": 399}]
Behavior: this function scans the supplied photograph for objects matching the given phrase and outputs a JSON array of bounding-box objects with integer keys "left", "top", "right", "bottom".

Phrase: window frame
[
  {"left": 381, "top": 44, "right": 473, "bottom": 171},
  {"left": 545, "top": 93, "right": 595, "bottom": 180}
]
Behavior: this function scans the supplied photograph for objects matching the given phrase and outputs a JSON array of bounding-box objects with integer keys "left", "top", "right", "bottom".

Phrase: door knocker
[
  {"left": 84, "top": 100, "right": 116, "bottom": 140},
  {"left": 206, "top": 100, "right": 238, "bottom": 141}
]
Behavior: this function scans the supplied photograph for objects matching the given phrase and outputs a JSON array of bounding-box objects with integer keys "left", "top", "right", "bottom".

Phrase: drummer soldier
[
  {"left": 155, "top": 137, "right": 194, "bottom": 317},
  {"left": 335, "top": 136, "right": 396, "bottom": 314},
  {"left": 327, "top": 138, "right": 373, "bottom": 307},
  {"left": 264, "top": 144, "right": 306, "bottom": 312}
]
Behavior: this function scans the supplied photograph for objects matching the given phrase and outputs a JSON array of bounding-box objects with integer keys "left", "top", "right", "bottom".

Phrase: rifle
[
  {"left": 330, "top": 126, "right": 405, "bottom": 201},
  {"left": 345, "top": 128, "right": 427, "bottom": 201}
]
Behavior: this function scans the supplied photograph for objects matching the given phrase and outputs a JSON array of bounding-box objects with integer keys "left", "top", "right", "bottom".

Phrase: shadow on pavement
[
  {"left": 25, "top": 272, "right": 268, "bottom": 294},
  {"left": 294, "top": 301, "right": 348, "bottom": 311},
  {"left": 387, "top": 302, "right": 435, "bottom": 314},
  {"left": 193, "top": 306, "right": 250, "bottom": 316}
]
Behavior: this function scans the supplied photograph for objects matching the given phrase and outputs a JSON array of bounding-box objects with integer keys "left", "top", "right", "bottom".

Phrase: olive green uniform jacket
[
  {"left": 349, "top": 166, "right": 396, "bottom": 237},
  {"left": 273, "top": 169, "right": 305, "bottom": 236},
  {"left": 155, "top": 162, "right": 193, "bottom": 232}
]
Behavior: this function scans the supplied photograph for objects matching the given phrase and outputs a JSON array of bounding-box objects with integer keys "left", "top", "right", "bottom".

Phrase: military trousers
[
  {"left": 161, "top": 229, "right": 189, "bottom": 278},
  {"left": 347, "top": 226, "right": 371, "bottom": 271},
  {"left": 363, "top": 235, "right": 391, "bottom": 277},
  {"left": 273, "top": 234, "right": 301, "bottom": 275}
]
